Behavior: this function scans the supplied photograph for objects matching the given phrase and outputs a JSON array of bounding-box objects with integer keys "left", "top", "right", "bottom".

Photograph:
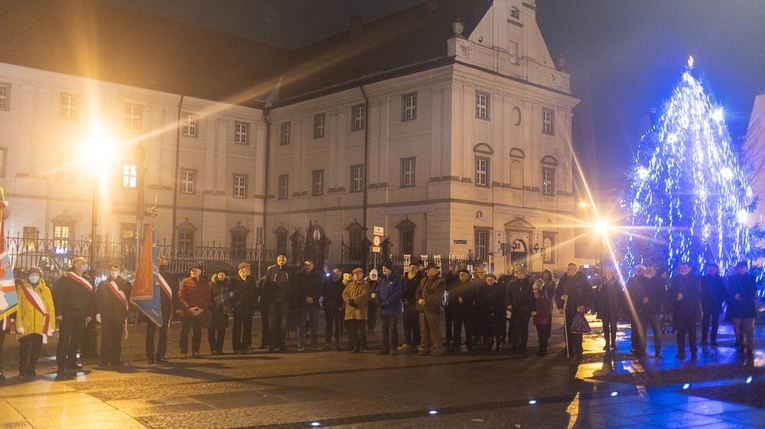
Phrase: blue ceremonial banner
[
  {"left": 131, "top": 220, "right": 163, "bottom": 327},
  {"left": 0, "top": 251, "right": 17, "bottom": 322}
]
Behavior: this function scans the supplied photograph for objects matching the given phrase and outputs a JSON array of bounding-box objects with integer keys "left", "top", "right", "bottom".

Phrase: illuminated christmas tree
[{"left": 619, "top": 57, "right": 761, "bottom": 275}]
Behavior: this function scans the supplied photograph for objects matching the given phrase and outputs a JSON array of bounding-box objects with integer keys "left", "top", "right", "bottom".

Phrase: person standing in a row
[
  {"left": 96, "top": 262, "right": 131, "bottom": 367},
  {"left": 344, "top": 267, "right": 371, "bottom": 353},
  {"left": 207, "top": 268, "right": 230, "bottom": 356},
  {"left": 375, "top": 261, "right": 403, "bottom": 355},
  {"left": 727, "top": 261, "right": 757, "bottom": 358},
  {"left": 264, "top": 254, "right": 292, "bottom": 353},
  {"left": 230, "top": 262, "right": 258, "bottom": 354},
  {"left": 555, "top": 263, "right": 593, "bottom": 359},
  {"left": 669, "top": 262, "right": 701, "bottom": 359},
  {"left": 17, "top": 267, "right": 55, "bottom": 377},
  {"left": 416, "top": 263, "right": 445, "bottom": 357},
  {"left": 178, "top": 264, "right": 210, "bottom": 358},
  {"left": 54, "top": 257, "right": 94, "bottom": 375}
]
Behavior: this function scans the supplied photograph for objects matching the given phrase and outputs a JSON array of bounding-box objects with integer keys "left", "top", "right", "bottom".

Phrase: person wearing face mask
[
  {"left": 16, "top": 267, "right": 55, "bottom": 378},
  {"left": 54, "top": 256, "right": 95, "bottom": 376},
  {"left": 95, "top": 262, "right": 131, "bottom": 367},
  {"left": 207, "top": 268, "right": 231, "bottom": 356}
]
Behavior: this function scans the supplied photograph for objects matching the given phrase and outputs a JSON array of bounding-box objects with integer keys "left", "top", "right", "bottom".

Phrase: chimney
[
  {"left": 348, "top": 15, "right": 363, "bottom": 40},
  {"left": 427, "top": 0, "right": 441, "bottom": 12}
]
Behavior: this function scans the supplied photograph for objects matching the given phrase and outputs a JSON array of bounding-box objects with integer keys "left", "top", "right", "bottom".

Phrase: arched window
[
  {"left": 230, "top": 221, "right": 249, "bottom": 259},
  {"left": 509, "top": 148, "right": 525, "bottom": 189},
  {"left": 397, "top": 217, "right": 416, "bottom": 256}
]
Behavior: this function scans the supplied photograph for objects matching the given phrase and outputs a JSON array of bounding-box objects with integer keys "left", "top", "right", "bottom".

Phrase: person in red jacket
[{"left": 178, "top": 264, "right": 210, "bottom": 358}]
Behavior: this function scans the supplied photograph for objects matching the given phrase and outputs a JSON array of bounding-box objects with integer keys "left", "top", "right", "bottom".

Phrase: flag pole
[{"left": 128, "top": 197, "right": 158, "bottom": 366}]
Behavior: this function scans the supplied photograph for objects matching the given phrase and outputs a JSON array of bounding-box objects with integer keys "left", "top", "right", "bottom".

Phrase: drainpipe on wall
[
  {"left": 170, "top": 95, "right": 183, "bottom": 259},
  {"left": 260, "top": 109, "right": 272, "bottom": 280},
  {"left": 360, "top": 86, "right": 370, "bottom": 235}
]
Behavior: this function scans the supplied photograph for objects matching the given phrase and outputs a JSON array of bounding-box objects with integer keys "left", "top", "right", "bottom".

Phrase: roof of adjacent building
[{"left": 0, "top": 0, "right": 492, "bottom": 109}]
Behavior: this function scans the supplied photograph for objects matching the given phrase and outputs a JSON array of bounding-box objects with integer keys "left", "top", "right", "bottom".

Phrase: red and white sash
[
  {"left": 20, "top": 286, "right": 53, "bottom": 342},
  {"left": 108, "top": 281, "right": 128, "bottom": 311},
  {"left": 66, "top": 272, "right": 93, "bottom": 292}
]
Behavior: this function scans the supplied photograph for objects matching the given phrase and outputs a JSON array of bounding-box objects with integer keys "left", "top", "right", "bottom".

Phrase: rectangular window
[
  {"left": 180, "top": 169, "right": 195, "bottom": 194},
  {"left": 60, "top": 93, "right": 79, "bottom": 119},
  {"left": 542, "top": 167, "right": 554, "bottom": 195},
  {"left": 56, "top": 154, "right": 75, "bottom": 183},
  {"left": 475, "top": 157, "right": 489, "bottom": 187},
  {"left": 402, "top": 92, "right": 417, "bottom": 121},
  {"left": 233, "top": 174, "right": 247, "bottom": 198},
  {"left": 476, "top": 91, "right": 490, "bottom": 120},
  {"left": 350, "top": 164, "right": 364, "bottom": 192},
  {"left": 314, "top": 113, "right": 325, "bottom": 139},
  {"left": 182, "top": 113, "right": 198, "bottom": 136},
  {"left": 543, "top": 108, "right": 555, "bottom": 135},
  {"left": 123, "top": 164, "right": 137, "bottom": 188},
  {"left": 401, "top": 157, "right": 416, "bottom": 187},
  {"left": 352, "top": 104, "right": 365, "bottom": 131},
  {"left": 475, "top": 229, "right": 490, "bottom": 263},
  {"left": 125, "top": 103, "right": 142, "bottom": 129},
  {"left": 278, "top": 174, "right": 289, "bottom": 199},
  {"left": 312, "top": 169, "right": 324, "bottom": 196},
  {"left": 234, "top": 121, "right": 249, "bottom": 145},
  {"left": 280, "top": 122, "right": 291, "bottom": 145},
  {"left": 0, "top": 82, "right": 10, "bottom": 111}
]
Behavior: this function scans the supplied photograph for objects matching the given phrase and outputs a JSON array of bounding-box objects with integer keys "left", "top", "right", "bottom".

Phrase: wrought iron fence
[{"left": 4, "top": 233, "right": 284, "bottom": 283}]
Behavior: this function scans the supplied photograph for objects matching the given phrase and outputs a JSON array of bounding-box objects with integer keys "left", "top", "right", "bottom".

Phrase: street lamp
[{"left": 84, "top": 126, "right": 116, "bottom": 270}]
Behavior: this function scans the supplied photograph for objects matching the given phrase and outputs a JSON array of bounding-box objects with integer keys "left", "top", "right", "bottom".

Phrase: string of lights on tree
[{"left": 619, "top": 57, "right": 763, "bottom": 275}]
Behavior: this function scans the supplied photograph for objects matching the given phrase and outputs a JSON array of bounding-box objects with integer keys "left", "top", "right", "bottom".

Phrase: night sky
[{"left": 100, "top": 0, "right": 765, "bottom": 197}]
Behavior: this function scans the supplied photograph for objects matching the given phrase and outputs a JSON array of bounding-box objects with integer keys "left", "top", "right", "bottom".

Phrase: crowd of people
[{"left": 0, "top": 254, "right": 760, "bottom": 381}]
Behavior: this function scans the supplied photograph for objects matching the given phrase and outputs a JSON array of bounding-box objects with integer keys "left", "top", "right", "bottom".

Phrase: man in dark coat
[
  {"left": 263, "top": 254, "right": 293, "bottom": 352},
  {"left": 640, "top": 265, "right": 667, "bottom": 357},
  {"left": 375, "top": 261, "right": 403, "bottom": 355},
  {"left": 625, "top": 264, "right": 647, "bottom": 356},
  {"left": 54, "top": 256, "right": 95, "bottom": 375},
  {"left": 399, "top": 262, "right": 423, "bottom": 352},
  {"left": 96, "top": 262, "right": 131, "bottom": 367},
  {"left": 669, "top": 262, "right": 701, "bottom": 359},
  {"left": 295, "top": 260, "right": 323, "bottom": 351},
  {"left": 322, "top": 265, "right": 345, "bottom": 350},
  {"left": 555, "top": 262, "right": 593, "bottom": 358},
  {"left": 700, "top": 263, "right": 727, "bottom": 346},
  {"left": 506, "top": 266, "right": 536, "bottom": 355},
  {"left": 442, "top": 261, "right": 460, "bottom": 348},
  {"left": 229, "top": 262, "right": 258, "bottom": 354},
  {"left": 726, "top": 261, "right": 758, "bottom": 358},
  {"left": 450, "top": 268, "right": 478, "bottom": 352}
]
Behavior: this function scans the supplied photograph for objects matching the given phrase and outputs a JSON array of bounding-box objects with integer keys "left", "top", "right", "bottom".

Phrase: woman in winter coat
[
  {"left": 207, "top": 269, "right": 231, "bottom": 355},
  {"left": 16, "top": 267, "right": 56, "bottom": 377}
]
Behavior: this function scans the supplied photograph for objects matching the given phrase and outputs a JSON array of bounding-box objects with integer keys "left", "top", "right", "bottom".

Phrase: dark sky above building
[{"left": 100, "top": 0, "right": 765, "bottom": 197}]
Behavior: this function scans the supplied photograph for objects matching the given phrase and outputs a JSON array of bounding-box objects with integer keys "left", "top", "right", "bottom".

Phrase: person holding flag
[
  {"left": 96, "top": 262, "right": 131, "bottom": 367},
  {"left": 54, "top": 256, "right": 95, "bottom": 376},
  {"left": 147, "top": 256, "right": 176, "bottom": 364},
  {"left": 0, "top": 192, "right": 16, "bottom": 381},
  {"left": 16, "top": 267, "right": 55, "bottom": 378},
  {"left": 132, "top": 205, "right": 172, "bottom": 364}
]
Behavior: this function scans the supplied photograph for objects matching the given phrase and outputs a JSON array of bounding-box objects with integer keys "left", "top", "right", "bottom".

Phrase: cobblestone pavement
[{"left": 1, "top": 314, "right": 763, "bottom": 428}]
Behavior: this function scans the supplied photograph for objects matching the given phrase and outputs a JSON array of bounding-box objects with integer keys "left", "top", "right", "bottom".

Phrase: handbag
[{"left": 569, "top": 312, "right": 591, "bottom": 334}]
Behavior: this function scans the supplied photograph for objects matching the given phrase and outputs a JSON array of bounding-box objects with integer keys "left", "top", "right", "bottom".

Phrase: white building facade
[{"left": 0, "top": 0, "right": 580, "bottom": 274}]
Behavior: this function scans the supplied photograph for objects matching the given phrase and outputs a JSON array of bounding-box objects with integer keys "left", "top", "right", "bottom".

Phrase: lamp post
[{"left": 84, "top": 126, "right": 116, "bottom": 273}]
